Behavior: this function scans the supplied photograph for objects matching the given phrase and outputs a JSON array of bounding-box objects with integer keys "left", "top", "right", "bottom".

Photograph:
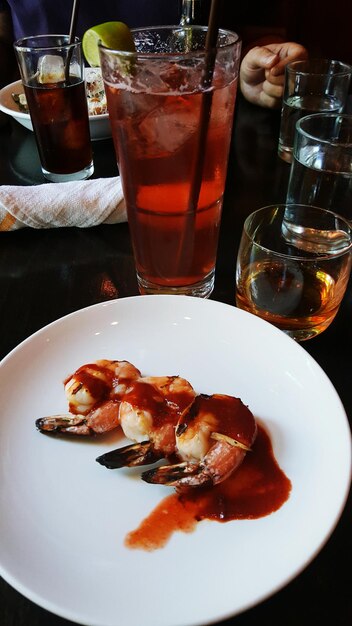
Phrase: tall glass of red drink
[
  {"left": 100, "top": 26, "right": 241, "bottom": 297},
  {"left": 14, "top": 35, "right": 94, "bottom": 182}
]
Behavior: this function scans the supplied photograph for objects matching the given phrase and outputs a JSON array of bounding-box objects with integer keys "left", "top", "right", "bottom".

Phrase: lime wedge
[{"left": 82, "top": 21, "right": 135, "bottom": 67}]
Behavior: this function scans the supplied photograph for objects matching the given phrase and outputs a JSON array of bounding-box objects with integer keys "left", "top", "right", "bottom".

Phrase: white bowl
[{"left": 0, "top": 78, "right": 111, "bottom": 141}]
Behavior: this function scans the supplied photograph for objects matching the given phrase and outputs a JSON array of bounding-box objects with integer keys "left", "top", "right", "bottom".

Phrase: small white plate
[
  {"left": 0, "top": 78, "right": 111, "bottom": 141},
  {"left": 0, "top": 295, "right": 350, "bottom": 626}
]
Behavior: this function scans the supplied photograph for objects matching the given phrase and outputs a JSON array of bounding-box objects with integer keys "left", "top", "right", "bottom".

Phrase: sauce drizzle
[{"left": 125, "top": 424, "right": 291, "bottom": 551}]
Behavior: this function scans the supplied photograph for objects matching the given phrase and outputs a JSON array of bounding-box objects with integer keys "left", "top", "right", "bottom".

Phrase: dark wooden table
[{"left": 0, "top": 96, "right": 351, "bottom": 626}]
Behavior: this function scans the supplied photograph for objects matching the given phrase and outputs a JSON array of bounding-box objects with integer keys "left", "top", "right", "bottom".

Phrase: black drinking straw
[
  {"left": 68, "top": 0, "right": 80, "bottom": 42},
  {"left": 65, "top": 0, "right": 81, "bottom": 81},
  {"left": 176, "top": 0, "right": 224, "bottom": 276}
]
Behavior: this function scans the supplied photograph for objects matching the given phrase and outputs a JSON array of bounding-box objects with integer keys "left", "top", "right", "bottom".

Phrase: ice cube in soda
[{"left": 38, "top": 54, "right": 65, "bottom": 84}]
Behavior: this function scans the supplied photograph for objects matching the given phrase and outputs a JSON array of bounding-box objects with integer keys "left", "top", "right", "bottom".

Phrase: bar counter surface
[{"left": 0, "top": 96, "right": 351, "bottom": 626}]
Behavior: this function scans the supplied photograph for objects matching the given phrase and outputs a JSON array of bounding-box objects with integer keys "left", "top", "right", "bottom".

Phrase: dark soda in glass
[{"left": 24, "top": 76, "right": 92, "bottom": 175}]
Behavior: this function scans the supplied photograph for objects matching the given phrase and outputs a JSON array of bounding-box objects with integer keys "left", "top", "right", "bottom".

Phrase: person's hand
[{"left": 240, "top": 42, "right": 308, "bottom": 109}]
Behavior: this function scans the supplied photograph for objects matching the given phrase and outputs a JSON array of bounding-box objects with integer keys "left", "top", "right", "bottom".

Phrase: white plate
[
  {"left": 0, "top": 295, "right": 350, "bottom": 626},
  {"left": 0, "top": 78, "right": 111, "bottom": 141}
]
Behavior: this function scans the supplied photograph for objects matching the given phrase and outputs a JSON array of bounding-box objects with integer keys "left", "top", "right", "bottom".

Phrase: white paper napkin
[{"left": 0, "top": 176, "right": 127, "bottom": 231}]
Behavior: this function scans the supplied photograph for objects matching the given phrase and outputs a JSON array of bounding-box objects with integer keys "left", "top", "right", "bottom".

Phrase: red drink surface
[
  {"left": 24, "top": 77, "right": 92, "bottom": 174},
  {"left": 105, "top": 79, "right": 237, "bottom": 287}
]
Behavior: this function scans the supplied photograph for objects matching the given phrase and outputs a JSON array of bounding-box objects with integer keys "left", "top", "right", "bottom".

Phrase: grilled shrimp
[
  {"left": 96, "top": 375, "right": 196, "bottom": 468},
  {"left": 142, "top": 393, "right": 257, "bottom": 488},
  {"left": 36, "top": 360, "right": 141, "bottom": 435}
]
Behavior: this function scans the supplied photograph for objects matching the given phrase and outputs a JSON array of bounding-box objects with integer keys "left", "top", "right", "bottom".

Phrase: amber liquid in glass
[{"left": 236, "top": 259, "right": 347, "bottom": 337}]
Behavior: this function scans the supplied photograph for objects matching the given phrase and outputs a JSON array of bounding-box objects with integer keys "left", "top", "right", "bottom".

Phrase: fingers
[
  {"left": 257, "top": 92, "right": 281, "bottom": 109},
  {"left": 239, "top": 41, "right": 308, "bottom": 109},
  {"left": 243, "top": 42, "right": 308, "bottom": 78},
  {"left": 264, "top": 67, "right": 284, "bottom": 87},
  {"left": 263, "top": 42, "right": 308, "bottom": 98},
  {"left": 243, "top": 45, "right": 279, "bottom": 73},
  {"left": 260, "top": 78, "right": 284, "bottom": 109},
  {"left": 269, "top": 43, "right": 308, "bottom": 76}
]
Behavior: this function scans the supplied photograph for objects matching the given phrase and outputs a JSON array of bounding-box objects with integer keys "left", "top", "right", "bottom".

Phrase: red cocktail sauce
[{"left": 125, "top": 424, "right": 291, "bottom": 551}]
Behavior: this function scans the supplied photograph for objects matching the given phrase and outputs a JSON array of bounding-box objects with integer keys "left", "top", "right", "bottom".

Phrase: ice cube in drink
[
  {"left": 137, "top": 98, "right": 198, "bottom": 157},
  {"left": 38, "top": 54, "right": 65, "bottom": 84}
]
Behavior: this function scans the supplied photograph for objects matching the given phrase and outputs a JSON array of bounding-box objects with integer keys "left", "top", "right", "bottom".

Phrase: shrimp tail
[
  {"left": 96, "top": 441, "right": 163, "bottom": 469},
  {"left": 142, "top": 440, "right": 249, "bottom": 488},
  {"left": 141, "top": 461, "right": 211, "bottom": 487},
  {"left": 35, "top": 414, "right": 92, "bottom": 435}
]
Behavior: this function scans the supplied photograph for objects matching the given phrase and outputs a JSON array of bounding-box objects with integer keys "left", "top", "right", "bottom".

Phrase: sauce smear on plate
[{"left": 125, "top": 424, "right": 291, "bottom": 551}]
